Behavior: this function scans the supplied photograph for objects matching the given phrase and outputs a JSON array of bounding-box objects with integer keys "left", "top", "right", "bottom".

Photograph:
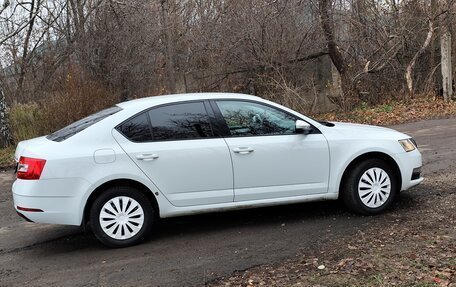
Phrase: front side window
[
  {"left": 216, "top": 101, "right": 297, "bottom": 137},
  {"left": 148, "top": 102, "right": 213, "bottom": 141}
]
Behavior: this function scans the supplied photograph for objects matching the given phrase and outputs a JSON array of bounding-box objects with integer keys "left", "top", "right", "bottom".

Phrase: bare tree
[
  {"left": 15, "top": 0, "right": 41, "bottom": 99},
  {"left": 0, "top": 88, "right": 11, "bottom": 147},
  {"left": 406, "top": 19, "right": 434, "bottom": 98},
  {"left": 0, "top": 0, "right": 13, "bottom": 147},
  {"left": 318, "top": 0, "right": 353, "bottom": 109},
  {"left": 440, "top": 0, "right": 454, "bottom": 101},
  {"left": 159, "top": 0, "right": 177, "bottom": 93}
]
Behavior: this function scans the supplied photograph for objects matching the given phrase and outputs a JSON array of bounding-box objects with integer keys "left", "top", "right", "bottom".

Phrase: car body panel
[
  {"left": 112, "top": 129, "right": 234, "bottom": 207},
  {"left": 224, "top": 133, "right": 330, "bottom": 201}
]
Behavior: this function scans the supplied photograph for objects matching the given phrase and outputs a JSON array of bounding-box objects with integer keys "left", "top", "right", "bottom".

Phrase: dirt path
[
  {"left": 0, "top": 118, "right": 455, "bottom": 287},
  {"left": 210, "top": 171, "right": 456, "bottom": 286},
  {"left": 393, "top": 118, "right": 456, "bottom": 175}
]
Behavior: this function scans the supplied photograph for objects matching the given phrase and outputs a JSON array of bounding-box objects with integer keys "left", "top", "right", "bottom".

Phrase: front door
[{"left": 213, "top": 100, "right": 330, "bottom": 202}]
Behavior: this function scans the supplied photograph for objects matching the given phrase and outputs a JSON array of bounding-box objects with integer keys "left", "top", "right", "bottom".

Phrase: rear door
[{"left": 113, "top": 101, "right": 234, "bottom": 207}]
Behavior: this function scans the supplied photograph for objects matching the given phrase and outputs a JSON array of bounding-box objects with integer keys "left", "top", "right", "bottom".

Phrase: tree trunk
[
  {"left": 318, "top": 0, "right": 348, "bottom": 76},
  {"left": 406, "top": 19, "right": 434, "bottom": 98},
  {"left": 440, "top": 31, "right": 453, "bottom": 101},
  {"left": 15, "top": 0, "right": 40, "bottom": 100},
  {"left": 428, "top": 0, "right": 438, "bottom": 95},
  {"left": 159, "top": 0, "right": 176, "bottom": 94},
  {"left": 440, "top": 13, "right": 453, "bottom": 101},
  {"left": 0, "top": 89, "right": 12, "bottom": 148},
  {"left": 318, "top": 0, "right": 355, "bottom": 110}
]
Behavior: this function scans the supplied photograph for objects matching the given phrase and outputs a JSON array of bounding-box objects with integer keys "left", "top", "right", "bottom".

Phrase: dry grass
[
  {"left": 0, "top": 146, "right": 15, "bottom": 170},
  {"left": 9, "top": 102, "right": 45, "bottom": 143}
]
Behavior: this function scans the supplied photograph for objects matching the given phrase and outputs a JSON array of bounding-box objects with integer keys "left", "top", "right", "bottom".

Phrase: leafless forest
[{"left": 0, "top": 0, "right": 455, "bottom": 147}]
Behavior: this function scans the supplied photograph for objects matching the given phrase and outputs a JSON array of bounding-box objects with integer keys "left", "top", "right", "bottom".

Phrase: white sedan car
[{"left": 12, "top": 93, "right": 423, "bottom": 247}]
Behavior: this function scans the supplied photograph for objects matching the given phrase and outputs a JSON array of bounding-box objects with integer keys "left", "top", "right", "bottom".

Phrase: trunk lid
[{"left": 14, "top": 136, "right": 55, "bottom": 162}]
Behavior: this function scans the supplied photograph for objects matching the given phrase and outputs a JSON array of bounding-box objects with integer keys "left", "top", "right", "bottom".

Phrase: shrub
[
  {"left": 9, "top": 74, "right": 118, "bottom": 143},
  {"left": 9, "top": 103, "right": 45, "bottom": 143},
  {"left": 38, "top": 77, "right": 118, "bottom": 133}
]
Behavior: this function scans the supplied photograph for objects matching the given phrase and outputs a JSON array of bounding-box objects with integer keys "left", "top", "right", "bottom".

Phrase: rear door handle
[
  {"left": 136, "top": 154, "right": 159, "bottom": 161},
  {"left": 232, "top": 147, "right": 254, "bottom": 154}
]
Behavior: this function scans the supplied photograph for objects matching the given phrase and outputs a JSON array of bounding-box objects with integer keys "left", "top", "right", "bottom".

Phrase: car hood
[{"left": 327, "top": 122, "right": 410, "bottom": 140}]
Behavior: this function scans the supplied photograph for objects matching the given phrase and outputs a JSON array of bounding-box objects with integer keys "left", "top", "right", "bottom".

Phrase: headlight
[{"left": 399, "top": 139, "right": 416, "bottom": 152}]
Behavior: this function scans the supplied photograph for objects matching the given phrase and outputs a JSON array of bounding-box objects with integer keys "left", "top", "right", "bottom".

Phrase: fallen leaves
[
  {"left": 313, "top": 96, "right": 456, "bottom": 127},
  {"left": 211, "top": 172, "right": 456, "bottom": 287}
]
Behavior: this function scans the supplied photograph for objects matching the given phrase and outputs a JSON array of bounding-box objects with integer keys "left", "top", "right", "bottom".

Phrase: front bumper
[{"left": 395, "top": 149, "right": 424, "bottom": 191}]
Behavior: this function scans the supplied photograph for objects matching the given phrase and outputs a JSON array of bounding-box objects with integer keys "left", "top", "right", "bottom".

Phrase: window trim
[
  {"left": 209, "top": 99, "right": 321, "bottom": 138},
  {"left": 115, "top": 100, "right": 220, "bottom": 143}
]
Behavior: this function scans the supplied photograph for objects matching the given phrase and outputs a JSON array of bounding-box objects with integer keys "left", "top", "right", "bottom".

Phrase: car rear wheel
[
  {"left": 342, "top": 159, "right": 399, "bottom": 215},
  {"left": 90, "top": 186, "right": 154, "bottom": 247}
]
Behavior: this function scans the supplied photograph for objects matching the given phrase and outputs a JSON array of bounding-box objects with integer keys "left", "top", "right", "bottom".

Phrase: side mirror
[{"left": 295, "top": 120, "right": 313, "bottom": 135}]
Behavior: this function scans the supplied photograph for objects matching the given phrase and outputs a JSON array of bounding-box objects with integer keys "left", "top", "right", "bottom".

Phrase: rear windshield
[{"left": 47, "top": 106, "right": 122, "bottom": 142}]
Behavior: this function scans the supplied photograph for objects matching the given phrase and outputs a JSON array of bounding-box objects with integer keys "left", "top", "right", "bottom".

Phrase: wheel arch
[
  {"left": 338, "top": 151, "right": 402, "bottom": 196},
  {"left": 82, "top": 178, "right": 160, "bottom": 226}
]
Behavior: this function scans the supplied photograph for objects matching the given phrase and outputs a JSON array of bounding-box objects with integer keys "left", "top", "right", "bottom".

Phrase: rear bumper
[
  {"left": 16, "top": 210, "right": 34, "bottom": 222},
  {"left": 12, "top": 178, "right": 90, "bottom": 226}
]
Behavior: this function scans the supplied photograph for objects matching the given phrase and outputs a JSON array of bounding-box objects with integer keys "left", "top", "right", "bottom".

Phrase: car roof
[{"left": 116, "top": 93, "right": 261, "bottom": 110}]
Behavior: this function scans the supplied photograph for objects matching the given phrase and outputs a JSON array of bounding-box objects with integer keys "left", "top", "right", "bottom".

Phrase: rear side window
[
  {"left": 148, "top": 102, "right": 213, "bottom": 141},
  {"left": 47, "top": 106, "right": 122, "bottom": 142},
  {"left": 117, "top": 112, "right": 153, "bottom": 142}
]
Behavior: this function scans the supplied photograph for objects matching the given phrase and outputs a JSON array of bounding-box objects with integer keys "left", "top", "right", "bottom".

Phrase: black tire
[
  {"left": 342, "top": 158, "right": 399, "bottom": 215},
  {"left": 90, "top": 186, "right": 154, "bottom": 248}
]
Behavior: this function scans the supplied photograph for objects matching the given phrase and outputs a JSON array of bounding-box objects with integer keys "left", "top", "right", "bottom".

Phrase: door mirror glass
[{"left": 295, "top": 120, "right": 312, "bottom": 134}]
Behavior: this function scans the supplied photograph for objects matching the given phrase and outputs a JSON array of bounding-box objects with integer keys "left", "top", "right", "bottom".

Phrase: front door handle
[
  {"left": 136, "top": 154, "right": 159, "bottom": 161},
  {"left": 232, "top": 147, "right": 254, "bottom": 154}
]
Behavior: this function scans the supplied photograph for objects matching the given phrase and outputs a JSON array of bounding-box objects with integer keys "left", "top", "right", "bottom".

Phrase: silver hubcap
[
  {"left": 358, "top": 167, "right": 391, "bottom": 208},
  {"left": 99, "top": 196, "right": 144, "bottom": 240}
]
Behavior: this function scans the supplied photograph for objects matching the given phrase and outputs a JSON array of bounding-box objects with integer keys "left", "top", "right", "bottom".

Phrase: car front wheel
[
  {"left": 90, "top": 186, "right": 154, "bottom": 247},
  {"left": 342, "top": 159, "right": 399, "bottom": 215}
]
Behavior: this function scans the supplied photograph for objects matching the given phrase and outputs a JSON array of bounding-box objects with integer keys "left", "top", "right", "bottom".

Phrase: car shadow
[
  {"left": 154, "top": 200, "right": 349, "bottom": 239},
  {"left": 18, "top": 187, "right": 427, "bottom": 254},
  {"left": 19, "top": 200, "right": 349, "bottom": 253}
]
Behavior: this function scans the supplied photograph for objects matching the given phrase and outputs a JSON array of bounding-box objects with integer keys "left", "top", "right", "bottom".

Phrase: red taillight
[{"left": 17, "top": 156, "right": 46, "bottom": 180}]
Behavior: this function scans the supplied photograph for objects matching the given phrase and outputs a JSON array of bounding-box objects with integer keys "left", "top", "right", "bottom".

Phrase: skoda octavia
[{"left": 12, "top": 93, "right": 423, "bottom": 247}]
